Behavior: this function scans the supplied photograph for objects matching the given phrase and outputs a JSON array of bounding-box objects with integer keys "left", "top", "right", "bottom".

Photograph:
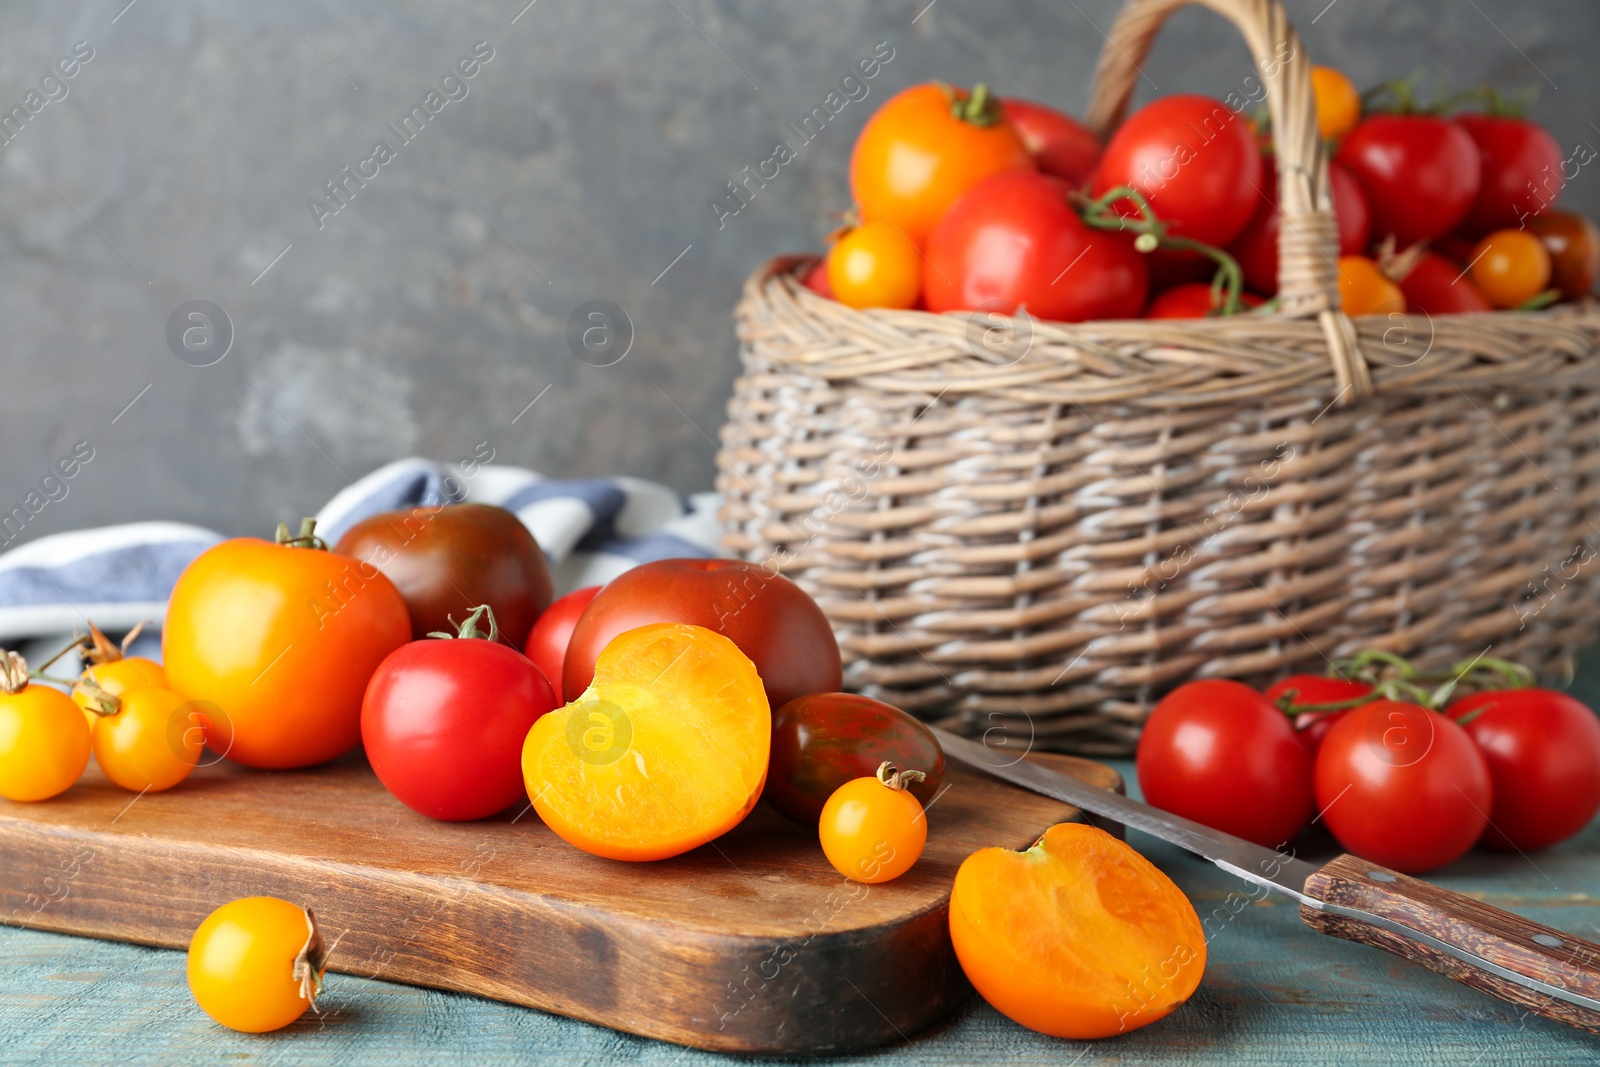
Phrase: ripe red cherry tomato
[
  {"left": 1144, "top": 283, "right": 1262, "bottom": 319},
  {"left": 1335, "top": 115, "right": 1480, "bottom": 246},
  {"left": 1090, "top": 94, "right": 1263, "bottom": 247},
  {"left": 562, "top": 558, "right": 841, "bottom": 711},
  {"left": 802, "top": 259, "right": 834, "bottom": 299},
  {"left": 1446, "top": 689, "right": 1600, "bottom": 852},
  {"left": 1000, "top": 98, "right": 1102, "bottom": 185},
  {"left": 1263, "top": 674, "right": 1374, "bottom": 757},
  {"left": 362, "top": 606, "right": 558, "bottom": 821},
  {"left": 1136, "top": 680, "right": 1313, "bottom": 849},
  {"left": 1396, "top": 251, "right": 1494, "bottom": 314},
  {"left": 924, "top": 170, "right": 1147, "bottom": 321},
  {"left": 1527, "top": 210, "right": 1600, "bottom": 299},
  {"left": 524, "top": 585, "right": 600, "bottom": 698},
  {"left": 1314, "top": 700, "right": 1491, "bottom": 873},
  {"left": 1228, "top": 161, "right": 1370, "bottom": 295},
  {"left": 1454, "top": 114, "right": 1565, "bottom": 235}
]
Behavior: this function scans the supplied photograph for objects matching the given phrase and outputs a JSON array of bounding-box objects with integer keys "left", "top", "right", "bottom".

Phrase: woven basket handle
[{"left": 1083, "top": 0, "right": 1372, "bottom": 404}]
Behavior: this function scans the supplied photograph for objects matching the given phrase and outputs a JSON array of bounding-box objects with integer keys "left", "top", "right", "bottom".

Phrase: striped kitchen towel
[{"left": 0, "top": 457, "right": 724, "bottom": 648}]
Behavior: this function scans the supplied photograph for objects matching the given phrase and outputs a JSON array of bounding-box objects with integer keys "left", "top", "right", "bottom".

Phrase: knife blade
[{"left": 933, "top": 725, "right": 1600, "bottom": 1031}]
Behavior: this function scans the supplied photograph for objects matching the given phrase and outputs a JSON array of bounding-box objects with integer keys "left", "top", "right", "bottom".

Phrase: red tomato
[
  {"left": 1528, "top": 210, "right": 1600, "bottom": 299},
  {"left": 1455, "top": 114, "right": 1565, "bottom": 236},
  {"left": 1228, "top": 162, "right": 1370, "bottom": 295},
  {"left": 523, "top": 585, "right": 601, "bottom": 697},
  {"left": 1000, "top": 99, "right": 1102, "bottom": 185},
  {"left": 1264, "top": 674, "right": 1374, "bottom": 756},
  {"left": 363, "top": 608, "right": 558, "bottom": 821},
  {"left": 923, "top": 170, "right": 1147, "bottom": 321},
  {"left": 1136, "top": 680, "right": 1313, "bottom": 849},
  {"left": 1446, "top": 689, "right": 1600, "bottom": 852},
  {"left": 562, "top": 558, "right": 841, "bottom": 711},
  {"left": 1397, "top": 251, "right": 1494, "bottom": 314},
  {"left": 802, "top": 259, "right": 834, "bottom": 299},
  {"left": 1314, "top": 701, "right": 1491, "bottom": 873},
  {"left": 1335, "top": 115, "right": 1480, "bottom": 246},
  {"left": 1144, "top": 283, "right": 1262, "bottom": 319},
  {"left": 1090, "top": 94, "right": 1263, "bottom": 247}
]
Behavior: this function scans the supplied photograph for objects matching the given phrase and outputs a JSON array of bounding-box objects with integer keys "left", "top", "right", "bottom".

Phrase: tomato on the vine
[
  {"left": 1337, "top": 256, "right": 1406, "bottom": 316},
  {"left": 1228, "top": 161, "right": 1370, "bottom": 295},
  {"left": 1396, "top": 251, "right": 1494, "bottom": 314},
  {"left": 827, "top": 221, "right": 922, "bottom": 310},
  {"left": 1090, "top": 94, "right": 1263, "bottom": 247},
  {"left": 1000, "top": 98, "right": 1102, "bottom": 185},
  {"left": 1469, "top": 229, "right": 1552, "bottom": 308},
  {"left": 1446, "top": 688, "right": 1600, "bottom": 852},
  {"left": 1263, "top": 674, "right": 1373, "bottom": 756},
  {"left": 850, "top": 82, "right": 1033, "bottom": 248},
  {"left": 1136, "top": 680, "right": 1313, "bottom": 849},
  {"left": 1527, "top": 210, "right": 1599, "bottom": 300},
  {"left": 1311, "top": 66, "right": 1362, "bottom": 142},
  {"left": 188, "top": 897, "right": 325, "bottom": 1033},
  {"left": 72, "top": 622, "right": 165, "bottom": 736},
  {"left": 363, "top": 606, "right": 558, "bottom": 821},
  {"left": 1335, "top": 114, "right": 1480, "bottom": 246},
  {"left": 0, "top": 652, "right": 89, "bottom": 802},
  {"left": 1314, "top": 700, "right": 1490, "bottom": 873},
  {"left": 923, "top": 170, "right": 1147, "bottom": 321},
  {"left": 1455, "top": 114, "right": 1565, "bottom": 236},
  {"left": 818, "top": 762, "right": 927, "bottom": 883},
  {"left": 1144, "top": 283, "right": 1261, "bottom": 319},
  {"left": 164, "top": 519, "right": 411, "bottom": 770}
]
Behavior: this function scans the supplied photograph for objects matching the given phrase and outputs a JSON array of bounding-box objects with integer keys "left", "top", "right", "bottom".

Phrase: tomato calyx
[
  {"left": 81, "top": 619, "right": 148, "bottom": 667},
  {"left": 427, "top": 603, "right": 502, "bottom": 643},
  {"left": 274, "top": 517, "right": 329, "bottom": 551},
  {"left": 944, "top": 82, "right": 1004, "bottom": 128},
  {"left": 292, "top": 906, "right": 329, "bottom": 1007},
  {"left": 0, "top": 649, "right": 30, "bottom": 695},
  {"left": 1076, "top": 184, "right": 1249, "bottom": 315},
  {"left": 875, "top": 760, "right": 926, "bottom": 793},
  {"left": 73, "top": 676, "right": 123, "bottom": 718},
  {"left": 1284, "top": 650, "right": 1538, "bottom": 722}
]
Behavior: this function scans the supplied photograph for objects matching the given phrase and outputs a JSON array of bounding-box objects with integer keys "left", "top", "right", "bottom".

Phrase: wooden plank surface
[{"left": 0, "top": 747, "right": 1118, "bottom": 1054}]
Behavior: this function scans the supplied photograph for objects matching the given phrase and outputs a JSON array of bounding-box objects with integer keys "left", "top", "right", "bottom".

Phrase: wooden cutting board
[{"left": 0, "top": 749, "right": 1120, "bottom": 1054}]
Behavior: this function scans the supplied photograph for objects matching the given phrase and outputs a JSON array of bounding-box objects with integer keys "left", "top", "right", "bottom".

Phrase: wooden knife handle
[{"left": 1299, "top": 854, "right": 1600, "bottom": 1033}]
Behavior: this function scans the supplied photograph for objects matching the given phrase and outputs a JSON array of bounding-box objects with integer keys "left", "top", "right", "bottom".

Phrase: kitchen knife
[{"left": 932, "top": 726, "right": 1600, "bottom": 1033}]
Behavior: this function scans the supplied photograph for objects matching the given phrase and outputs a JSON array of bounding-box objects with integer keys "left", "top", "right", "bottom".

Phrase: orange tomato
[
  {"left": 950, "top": 822, "right": 1206, "bottom": 1039},
  {"left": 1310, "top": 66, "right": 1361, "bottom": 142},
  {"left": 818, "top": 763, "right": 927, "bottom": 883},
  {"left": 72, "top": 623, "right": 166, "bottom": 735},
  {"left": 1470, "top": 228, "right": 1553, "bottom": 308},
  {"left": 92, "top": 687, "right": 203, "bottom": 793},
  {"left": 522, "top": 622, "right": 769, "bottom": 861},
  {"left": 0, "top": 653, "right": 90, "bottom": 802},
  {"left": 849, "top": 82, "right": 1034, "bottom": 248},
  {"left": 1337, "top": 255, "right": 1406, "bottom": 316},
  {"left": 188, "top": 897, "right": 324, "bottom": 1033},
  {"left": 163, "top": 520, "right": 410, "bottom": 769},
  {"left": 826, "top": 222, "right": 922, "bottom": 310}
]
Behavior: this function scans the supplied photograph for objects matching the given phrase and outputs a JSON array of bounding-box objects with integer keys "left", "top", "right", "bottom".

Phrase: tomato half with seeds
[
  {"left": 164, "top": 520, "right": 411, "bottom": 769},
  {"left": 766, "top": 691, "right": 943, "bottom": 825}
]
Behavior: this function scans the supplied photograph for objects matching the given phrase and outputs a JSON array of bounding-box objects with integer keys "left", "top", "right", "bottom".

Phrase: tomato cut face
[{"left": 525, "top": 623, "right": 770, "bottom": 861}]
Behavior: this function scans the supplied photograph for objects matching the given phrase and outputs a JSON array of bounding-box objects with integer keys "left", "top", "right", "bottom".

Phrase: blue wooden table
[{"left": 6, "top": 667, "right": 1600, "bottom": 1065}]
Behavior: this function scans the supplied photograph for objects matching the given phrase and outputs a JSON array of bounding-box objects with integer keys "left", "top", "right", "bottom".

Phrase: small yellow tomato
[
  {"left": 1470, "top": 229, "right": 1553, "bottom": 309},
  {"left": 92, "top": 687, "right": 201, "bottom": 793},
  {"left": 819, "top": 762, "right": 928, "bottom": 883},
  {"left": 0, "top": 652, "right": 90, "bottom": 802},
  {"left": 826, "top": 221, "right": 922, "bottom": 310},
  {"left": 1337, "top": 255, "right": 1406, "bottom": 317},
  {"left": 1311, "top": 66, "right": 1361, "bottom": 143},
  {"left": 188, "top": 897, "right": 326, "bottom": 1033},
  {"left": 74, "top": 655, "right": 166, "bottom": 735}
]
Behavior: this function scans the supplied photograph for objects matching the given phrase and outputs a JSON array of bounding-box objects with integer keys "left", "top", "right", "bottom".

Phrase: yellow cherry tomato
[
  {"left": 188, "top": 897, "right": 325, "bottom": 1033},
  {"left": 819, "top": 762, "right": 928, "bottom": 883},
  {"left": 1311, "top": 66, "right": 1361, "bottom": 143},
  {"left": 1337, "top": 255, "right": 1406, "bottom": 317},
  {"left": 92, "top": 687, "right": 202, "bottom": 793},
  {"left": 826, "top": 221, "right": 922, "bottom": 310},
  {"left": 0, "top": 653, "right": 90, "bottom": 802},
  {"left": 74, "top": 655, "right": 166, "bottom": 735},
  {"left": 1470, "top": 228, "right": 1553, "bottom": 309}
]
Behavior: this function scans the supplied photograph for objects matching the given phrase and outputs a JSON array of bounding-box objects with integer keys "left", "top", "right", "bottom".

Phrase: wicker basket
[{"left": 718, "top": 0, "right": 1600, "bottom": 754}]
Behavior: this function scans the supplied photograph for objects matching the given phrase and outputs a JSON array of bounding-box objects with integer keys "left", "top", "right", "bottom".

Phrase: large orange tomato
[
  {"left": 163, "top": 520, "right": 410, "bottom": 769},
  {"left": 849, "top": 82, "right": 1033, "bottom": 248}
]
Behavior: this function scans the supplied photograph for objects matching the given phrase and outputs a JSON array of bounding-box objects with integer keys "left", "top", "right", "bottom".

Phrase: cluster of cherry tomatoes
[
  {"left": 1136, "top": 654, "right": 1600, "bottom": 874},
  {"left": 809, "top": 72, "right": 1596, "bottom": 323}
]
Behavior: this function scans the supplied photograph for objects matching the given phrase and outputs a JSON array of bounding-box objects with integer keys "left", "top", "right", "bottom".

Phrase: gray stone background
[{"left": 0, "top": 0, "right": 1596, "bottom": 544}]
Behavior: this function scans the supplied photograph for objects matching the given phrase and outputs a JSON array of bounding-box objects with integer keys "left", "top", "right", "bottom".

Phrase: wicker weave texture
[{"left": 716, "top": 0, "right": 1600, "bottom": 753}]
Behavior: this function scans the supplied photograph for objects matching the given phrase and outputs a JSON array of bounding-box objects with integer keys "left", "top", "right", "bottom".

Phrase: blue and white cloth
[{"left": 0, "top": 458, "right": 725, "bottom": 656}]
